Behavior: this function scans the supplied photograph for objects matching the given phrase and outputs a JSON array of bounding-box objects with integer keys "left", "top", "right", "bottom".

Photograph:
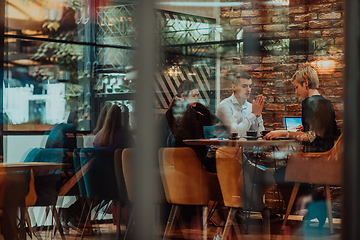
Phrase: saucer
[{"left": 245, "top": 136, "right": 258, "bottom": 140}]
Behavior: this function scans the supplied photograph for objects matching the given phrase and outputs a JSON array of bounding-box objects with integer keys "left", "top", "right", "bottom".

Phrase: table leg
[{"left": 245, "top": 146, "right": 260, "bottom": 234}]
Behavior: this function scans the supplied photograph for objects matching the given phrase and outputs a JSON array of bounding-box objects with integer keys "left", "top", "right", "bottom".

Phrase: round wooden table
[
  {"left": 184, "top": 137, "right": 299, "bottom": 233},
  {"left": 183, "top": 138, "right": 297, "bottom": 147},
  {"left": 2, "top": 162, "right": 72, "bottom": 172}
]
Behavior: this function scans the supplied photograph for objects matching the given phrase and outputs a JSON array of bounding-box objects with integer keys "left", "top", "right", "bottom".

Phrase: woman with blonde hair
[
  {"left": 264, "top": 66, "right": 340, "bottom": 228},
  {"left": 264, "top": 66, "right": 340, "bottom": 150},
  {"left": 93, "top": 104, "right": 133, "bottom": 152}
]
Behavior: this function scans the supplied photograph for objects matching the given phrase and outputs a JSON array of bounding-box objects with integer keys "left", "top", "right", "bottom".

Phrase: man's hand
[{"left": 252, "top": 95, "right": 264, "bottom": 117}]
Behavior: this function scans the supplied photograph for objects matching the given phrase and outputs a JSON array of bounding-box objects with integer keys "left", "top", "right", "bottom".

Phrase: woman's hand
[
  {"left": 169, "top": 96, "right": 184, "bottom": 108},
  {"left": 296, "top": 125, "right": 304, "bottom": 132},
  {"left": 263, "top": 130, "right": 288, "bottom": 140}
]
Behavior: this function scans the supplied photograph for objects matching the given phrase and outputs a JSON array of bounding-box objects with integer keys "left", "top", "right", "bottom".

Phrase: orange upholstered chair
[
  {"left": 215, "top": 147, "right": 244, "bottom": 239},
  {"left": 282, "top": 134, "right": 343, "bottom": 234},
  {"left": 159, "top": 147, "right": 221, "bottom": 240}
]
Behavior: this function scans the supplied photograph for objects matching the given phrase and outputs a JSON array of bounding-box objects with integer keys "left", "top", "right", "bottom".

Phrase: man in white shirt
[
  {"left": 216, "top": 71, "right": 265, "bottom": 137},
  {"left": 215, "top": 71, "right": 277, "bottom": 220}
]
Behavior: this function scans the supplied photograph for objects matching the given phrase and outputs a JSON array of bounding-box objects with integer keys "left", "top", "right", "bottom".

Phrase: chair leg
[
  {"left": 195, "top": 206, "right": 202, "bottom": 240},
  {"left": 92, "top": 200, "right": 104, "bottom": 236},
  {"left": 76, "top": 197, "right": 91, "bottom": 232},
  {"left": 27, "top": 207, "right": 42, "bottom": 240},
  {"left": 38, "top": 206, "right": 51, "bottom": 234},
  {"left": 163, "top": 205, "right": 180, "bottom": 240},
  {"left": 51, "top": 205, "right": 66, "bottom": 240},
  {"left": 115, "top": 200, "right": 122, "bottom": 240},
  {"left": 262, "top": 209, "right": 271, "bottom": 240},
  {"left": 80, "top": 200, "right": 94, "bottom": 240},
  {"left": 178, "top": 211, "right": 189, "bottom": 239},
  {"left": 202, "top": 206, "right": 208, "bottom": 240},
  {"left": 325, "top": 185, "right": 334, "bottom": 234},
  {"left": 232, "top": 210, "right": 242, "bottom": 238},
  {"left": 19, "top": 206, "right": 27, "bottom": 240},
  {"left": 24, "top": 208, "right": 33, "bottom": 238},
  {"left": 221, "top": 208, "right": 237, "bottom": 240},
  {"left": 281, "top": 183, "right": 300, "bottom": 230},
  {"left": 123, "top": 205, "right": 135, "bottom": 240}
]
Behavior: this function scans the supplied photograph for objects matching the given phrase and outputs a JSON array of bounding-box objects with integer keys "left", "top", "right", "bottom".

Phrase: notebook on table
[{"left": 284, "top": 116, "right": 302, "bottom": 132}]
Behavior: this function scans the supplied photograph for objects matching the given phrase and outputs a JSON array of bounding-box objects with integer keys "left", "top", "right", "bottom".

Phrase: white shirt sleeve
[
  {"left": 253, "top": 115, "right": 265, "bottom": 136},
  {"left": 216, "top": 102, "right": 257, "bottom": 137}
]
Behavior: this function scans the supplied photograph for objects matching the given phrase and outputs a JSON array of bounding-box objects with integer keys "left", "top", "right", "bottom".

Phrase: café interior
[{"left": 1, "top": 0, "right": 359, "bottom": 239}]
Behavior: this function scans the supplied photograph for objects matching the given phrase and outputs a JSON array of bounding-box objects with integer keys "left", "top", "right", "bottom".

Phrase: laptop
[{"left": 284, "top": 116, "right": 302, "bottom": 132}]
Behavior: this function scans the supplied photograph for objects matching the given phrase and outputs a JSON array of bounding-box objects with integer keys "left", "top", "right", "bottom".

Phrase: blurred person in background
[
  {"left": 92, "top": 103, "right": 112, "bottom": 135},
  {"left": 92, "top": 104, "right": 134, "bottom": 227},
  {"left": 93, "top": 104, "right": 134, "bottom": 152},
  {"left": 45, "top": 108, "right": 78, "bottom": 153},
  {"left": 166, "top": 80, "right": 215, "bottom": 172},
  {"left": 84, "top": 102, "right": 112, "bottom": 148},
  {"left": 43, "top": 109, "right": 83, "bottom": 231},
  {"left": 165, "top": 80, "right": 226, "bottom": 239}
]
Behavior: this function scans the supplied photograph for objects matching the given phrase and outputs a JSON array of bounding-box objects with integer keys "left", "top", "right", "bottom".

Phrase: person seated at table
[
  {"left": 93, "top": 104, "right": 134, "bottom": 222},
  {"left": 166, "top": 80, "right": 201, "bottom": 136},
  {"left": 45, "top": 108, "right": 78, "bottom": 153},
  {"left": 215, "top": 70, "right": 277, "bottom": 220},
  {"left": 166, "top": 80, "right": 216, "bottom": 172},
  {"left": 43, "top": 109, "right": 85, "bottom": 231},
  {"left": 263, "top": 66, "right": 340, "bottom": 227},
  {"left": 93, "top": 103, "right": 112, "bottom": 135},
  {"left": 39, "top": 109, "right": 78, "bottom": 208},
  {"left": 93, "top": 104, "right": 134, "bottom": 152},
  {"left": 216, "top": 70, "right": 265, "bottom": 137},
  {"left": 84, "top": 102, "right": 112, "bottom": 147},
  {"left": 166, "top": 80, "right": 227, "bottom": 239}
]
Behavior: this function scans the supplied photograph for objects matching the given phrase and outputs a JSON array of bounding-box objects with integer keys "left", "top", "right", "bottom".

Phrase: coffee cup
[
  {"left": 246, "top": 131, "right": 257, "bottom": 137},
  {"left": 229, "top": 133, "right": 238, "bottom": 140},
  {"left": 261, "top": 130, "right": 270, "bottom": 137}
]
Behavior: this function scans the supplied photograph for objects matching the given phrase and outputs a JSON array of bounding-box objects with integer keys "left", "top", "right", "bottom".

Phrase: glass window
[
  {"left": 1, "top": 0, "right": 345, "bottom": 238},
  {"left": 4, "top": 0, "right": 136, "bottom": 132}
]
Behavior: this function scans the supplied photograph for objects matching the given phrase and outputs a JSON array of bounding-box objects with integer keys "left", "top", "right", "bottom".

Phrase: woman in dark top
[
  {"left": 166, "top": 81, "right": 225, "bottom": 238},
  {"left": 264, "top": 67, "right": 340, "bottom": 227},
  {"left": 264, "top": 67, "right": 339, "bottom": 151},
  {"left": 166, "top": 80, "right": 202, "bottom": 137},
  {"left": 172, "top": 103, "right": 214, "bottom": 162},
  {"left": 301, "top": 95, "right": 340, "bottom": 153},
  {"left": 166, "top": 80, "right": 215, "bottom": 172}
]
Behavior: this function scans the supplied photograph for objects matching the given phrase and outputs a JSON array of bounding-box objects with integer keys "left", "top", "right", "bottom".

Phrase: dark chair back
[
  {"left": 80, "top": 148, "right": 119, "bottom": 200},
  {"left": 24, "top": 148, "right": 69, "bottom": 206},
  {"left": 114, "top": 148, "right": 129, "bottom": 205},
  {"left": 73, "top": 148, "right": 87, "bottom": 198}
]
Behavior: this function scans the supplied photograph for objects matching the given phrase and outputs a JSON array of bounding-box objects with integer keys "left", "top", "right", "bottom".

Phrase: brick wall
[{"left": 220, "top": 0, "right": 344, "bottom": 130}]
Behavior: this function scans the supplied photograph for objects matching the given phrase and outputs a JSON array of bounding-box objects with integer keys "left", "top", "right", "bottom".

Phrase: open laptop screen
[{"left": 284, "top": 116, "right": 302, "bottom": 132}]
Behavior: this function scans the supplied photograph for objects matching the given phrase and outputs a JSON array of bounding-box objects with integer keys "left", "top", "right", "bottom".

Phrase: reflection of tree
[{"left": 32, "top": 0, "right": 83, "bottom": 84}]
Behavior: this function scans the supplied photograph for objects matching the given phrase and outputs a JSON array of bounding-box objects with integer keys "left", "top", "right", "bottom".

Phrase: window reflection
[{"left": 0, "top": 0, "right": 345, "bottom": 239}]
